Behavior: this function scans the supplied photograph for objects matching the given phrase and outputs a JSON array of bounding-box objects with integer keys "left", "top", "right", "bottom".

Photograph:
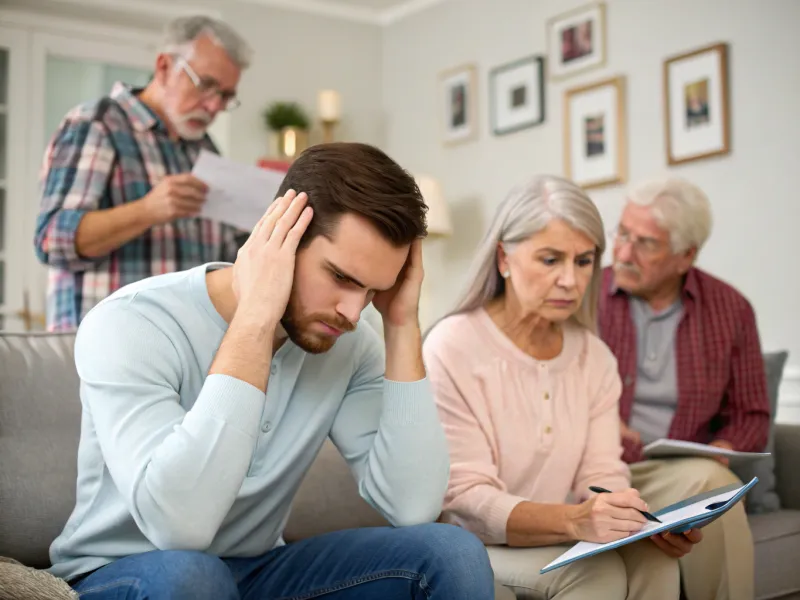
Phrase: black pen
[{"left": 588, "top": 486, "right": 662, "bottom": 523}]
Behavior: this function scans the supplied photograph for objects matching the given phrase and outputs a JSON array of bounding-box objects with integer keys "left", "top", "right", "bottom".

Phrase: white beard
[{"left": 167, "top": 106, "right": 212, "bottom": 141}]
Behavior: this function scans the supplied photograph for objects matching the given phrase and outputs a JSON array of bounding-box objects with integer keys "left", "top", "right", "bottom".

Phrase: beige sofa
[{"left": 1, "top": 332, "right": 798, "bottom": 599}]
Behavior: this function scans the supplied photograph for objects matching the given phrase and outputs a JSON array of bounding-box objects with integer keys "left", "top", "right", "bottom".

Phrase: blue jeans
[{"left": 71, "top": 523, "right": 495, "bottom": 599}]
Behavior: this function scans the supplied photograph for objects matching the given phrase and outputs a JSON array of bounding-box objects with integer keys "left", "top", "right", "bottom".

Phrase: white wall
[
  {"left": 220, "top": 3, "right": 385, "bottom": 163},
  {"left": 383, "top": 0, "right": 800, "bottom": 419}
]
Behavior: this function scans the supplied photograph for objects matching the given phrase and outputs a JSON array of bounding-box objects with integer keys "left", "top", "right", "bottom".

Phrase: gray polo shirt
[{"left": 628, "top": 296, "right": 683, "bottom": 445}]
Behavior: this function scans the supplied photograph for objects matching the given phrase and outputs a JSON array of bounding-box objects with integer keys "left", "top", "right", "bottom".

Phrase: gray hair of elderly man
[
  {"left": 626, "top": 177, "right": 713, "bottom": 255},
  {"left": 161, "top": 15, "right": 253, "bottom": 70},
  {"left": 429, "top": 174, "right": 607, "bottom": 336}
]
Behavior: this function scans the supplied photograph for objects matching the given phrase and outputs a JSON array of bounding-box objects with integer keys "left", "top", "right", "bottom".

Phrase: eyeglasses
[
  {"left": 175, "top": 56, "right": 241, "bottom": 111},
  {"left": 611, "top": 227, "right": 666, "bottom": 257}
]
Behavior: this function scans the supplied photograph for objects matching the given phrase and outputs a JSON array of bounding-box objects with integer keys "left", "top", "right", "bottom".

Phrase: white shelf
[
  {"left": 0, "top": 180, "right": 6, "bottom": 188},
  {"left": 0, "top": 104, "right": 6, "bottom": 115}
]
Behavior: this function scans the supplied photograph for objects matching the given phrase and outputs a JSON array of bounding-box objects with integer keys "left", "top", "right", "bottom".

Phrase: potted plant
[{"left": 262, "top": 101, "right": 311, "bottom": 160}]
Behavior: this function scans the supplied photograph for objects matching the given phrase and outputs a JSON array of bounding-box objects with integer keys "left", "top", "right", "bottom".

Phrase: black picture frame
[{"left": 489, "top": 55, "right": 546, "bottom": 136}]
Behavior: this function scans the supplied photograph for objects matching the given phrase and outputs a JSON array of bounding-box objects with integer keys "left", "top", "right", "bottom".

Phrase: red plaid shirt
[{"left": 598, "top": 267, "right": 770, "bottom": 463}]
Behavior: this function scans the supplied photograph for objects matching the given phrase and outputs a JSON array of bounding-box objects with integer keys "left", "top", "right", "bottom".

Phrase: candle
[{"left": 318, "top": 90, "right": 341, "bottom": 122}]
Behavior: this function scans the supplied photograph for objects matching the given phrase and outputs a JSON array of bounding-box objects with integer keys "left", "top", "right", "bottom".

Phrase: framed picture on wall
[
  {"left": 564, "top": 76, "right": 626, "bottom": 189},
  {"left": 489, "top": 55, "right": 545, "bottom": 135},
  {"left": 664, "top": 42, "right": 730, "bottom": 165},
  {"left": 439, "top": 63, "right": 478, "bottom": 145},
  {"left": 546, "top": 2, "right": 606, "bottom": 81}
]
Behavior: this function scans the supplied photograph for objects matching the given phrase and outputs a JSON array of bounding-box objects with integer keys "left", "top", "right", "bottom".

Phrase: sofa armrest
[{"left": 775, "top": 423, "right": 800, "bottom": 510}]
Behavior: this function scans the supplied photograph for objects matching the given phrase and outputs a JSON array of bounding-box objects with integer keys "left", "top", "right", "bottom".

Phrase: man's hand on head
[
  {"left": 232, "top": 189, "right": 313, "bottom": 334},
  {"left": 372, "top": 238, "right": 424, "bottom": 331},
  {"left": 372, "top": 239, "right": 426, "bottom": 382}
]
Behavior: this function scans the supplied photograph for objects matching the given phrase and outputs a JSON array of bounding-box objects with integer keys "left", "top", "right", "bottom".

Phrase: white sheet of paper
[
  {"left": 643, "top": 439, "right": 770, "bottom": 464},
  {"left": 542, "top": 484, "right": 744, "bottom": 573},
  {"left": 191, "top": 149, "right": 285, "bottom": 232}
]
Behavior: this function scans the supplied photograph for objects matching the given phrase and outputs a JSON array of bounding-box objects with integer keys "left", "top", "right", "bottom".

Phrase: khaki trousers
[
  {"left": 630, "top": 457, "right": 754, "bottom": 600},
  {"left": 487, "top": 538, "right": 679, "bottom": 600}
]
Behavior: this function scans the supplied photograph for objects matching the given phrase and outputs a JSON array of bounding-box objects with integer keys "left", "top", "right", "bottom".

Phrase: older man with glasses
[
  {"left": 598, "top": 177, "right": 770, "bottom": 600},
  {"left": 34, "top": 15, "right": 251, "bottom": 331}
]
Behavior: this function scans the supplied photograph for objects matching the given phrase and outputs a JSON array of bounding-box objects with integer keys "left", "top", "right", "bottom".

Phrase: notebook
[{"left": 643, "top": 439, "right": 770, "bottom": 464}]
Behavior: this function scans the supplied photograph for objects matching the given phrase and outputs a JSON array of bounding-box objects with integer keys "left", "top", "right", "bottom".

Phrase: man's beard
[
  {"left": 280, "top": 300, "right": 356, "bottom": 354},
  {"left": 166, "top": 105, "right": 212, "bottom": 141}
]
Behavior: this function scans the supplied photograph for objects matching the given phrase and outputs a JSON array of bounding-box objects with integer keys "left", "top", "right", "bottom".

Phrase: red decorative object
[{"left": 257, "top": 158, "right": 292, "bottom": 173}]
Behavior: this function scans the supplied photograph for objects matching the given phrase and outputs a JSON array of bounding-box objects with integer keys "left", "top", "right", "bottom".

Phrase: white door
[
  {"left": 0, "top": 25, "right": 30, "bottom": 332},
  {"left": 25, "top": 31, "right": 232, "bottom": 325}
]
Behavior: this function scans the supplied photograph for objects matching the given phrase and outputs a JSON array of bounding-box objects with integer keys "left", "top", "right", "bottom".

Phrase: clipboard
[{"left": 540, "top": 476, "right": 758, "bottom": 574}]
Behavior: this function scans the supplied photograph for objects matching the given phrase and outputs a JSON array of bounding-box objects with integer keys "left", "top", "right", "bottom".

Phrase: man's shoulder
[
  {"left": 80, "top": 266, "right": 208, "bottom": 336},
  {"left": 691, "top": 268, "right": 752, "bottom": 312}
]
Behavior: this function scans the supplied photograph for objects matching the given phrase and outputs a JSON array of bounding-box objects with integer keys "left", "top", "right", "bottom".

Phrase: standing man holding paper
[
  {"left": 34, "top": 15, "right": 251, "bottom": 331},
  {"left": 599, "top": 177, "right": 770, "bottom": 600}
]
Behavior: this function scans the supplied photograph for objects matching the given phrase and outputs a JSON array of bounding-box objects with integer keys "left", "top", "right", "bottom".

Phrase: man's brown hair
[{"left": 275, "top": 142, "right": 428, "bottom": 247}]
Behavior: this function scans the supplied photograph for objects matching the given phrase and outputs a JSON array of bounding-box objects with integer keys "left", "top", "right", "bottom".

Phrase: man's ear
[
  {"left": 153, "top": 53, "right": 172, "bottom": 86},
  {"left": 678, "top": 246, "right": 698, "bottom": 274}
]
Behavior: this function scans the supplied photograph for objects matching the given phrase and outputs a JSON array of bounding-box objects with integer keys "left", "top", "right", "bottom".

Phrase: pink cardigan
[{"left": 423, "top": 308, "right": 630, "bottom": 544}]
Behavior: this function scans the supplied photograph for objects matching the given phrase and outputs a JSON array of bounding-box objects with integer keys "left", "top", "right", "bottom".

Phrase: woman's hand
[
  {"left": 650, "top": 528, "right": 703, "bottom": 558},
  {"left": 567, "top": 488, "right": 649, "bottom": 543}
]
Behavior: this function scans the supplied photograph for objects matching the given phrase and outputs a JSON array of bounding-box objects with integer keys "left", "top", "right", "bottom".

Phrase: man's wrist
[
  {"left": 133, "top": 194, "right": 159, "bottom": 228},
  {"left": 383, "top": 319, "right": 421, "bottom": 342},
  {"left": 231, "top": 305, "right": 279, "bottom": 343},
  {"left": 383, "top": 321, "right": 425, "bottom": 382}
]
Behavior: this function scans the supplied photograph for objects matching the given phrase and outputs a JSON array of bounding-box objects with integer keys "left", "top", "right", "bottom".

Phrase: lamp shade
[
  {"left": 416, "top": 175, "right": 452, "bottom": 237},
  {"left": 317, "top": 89, "right": 341, "bottom": 122}
]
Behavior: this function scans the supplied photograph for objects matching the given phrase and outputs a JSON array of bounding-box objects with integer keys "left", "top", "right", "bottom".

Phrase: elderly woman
[{"left": 423, "top": 176, "right": 700, "bottom": 599}]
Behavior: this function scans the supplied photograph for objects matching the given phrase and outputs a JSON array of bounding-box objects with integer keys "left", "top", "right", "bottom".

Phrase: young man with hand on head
[{"left": 49, "top": 142, "right": 496, "bottom": 599}]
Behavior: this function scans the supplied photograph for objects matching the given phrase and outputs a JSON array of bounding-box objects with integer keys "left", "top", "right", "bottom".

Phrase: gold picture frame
[
  {"left": 663, "top": 42, "right": 730, "bottom": 165},
  {"left": 438, "top": 63, "right": 479, "bottom": 146},
  {"left": 546, "top": 2, "right": 607, "bottom": 81},
  {"left": 564, "top": 76, "right": 627, "bottom": 190}
]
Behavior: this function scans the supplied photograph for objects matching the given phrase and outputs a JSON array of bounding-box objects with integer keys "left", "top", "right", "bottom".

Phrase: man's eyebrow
[{"left": 324, "top": 260, "right": 367, "bottom": 288}]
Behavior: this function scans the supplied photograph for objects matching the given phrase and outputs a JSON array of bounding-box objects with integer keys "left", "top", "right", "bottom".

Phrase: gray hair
[
  {"left": 161, "top": 15, "right": 253, "bottom": 69},
  {"left": 438, "top": 175, "right": 607, "bottom": 333},
  {"left": 627, "top": 177, "right": 712, "bottom": 254}
]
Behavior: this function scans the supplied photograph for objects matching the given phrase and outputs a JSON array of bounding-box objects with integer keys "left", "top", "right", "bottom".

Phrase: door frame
[
  {"left": 0, "top": 24, "right": 31, "bottom": 331},
  {"left": 26, "top": 32, "right": 157, "bottom": 317}
]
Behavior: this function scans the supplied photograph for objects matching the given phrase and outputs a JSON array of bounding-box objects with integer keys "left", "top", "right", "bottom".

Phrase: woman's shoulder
[
  {"left": 424, "top": 310, "right": 484, "bottom": 350},
  {"left": 568, "top": 323, "right": 619, "bottom": 373}
]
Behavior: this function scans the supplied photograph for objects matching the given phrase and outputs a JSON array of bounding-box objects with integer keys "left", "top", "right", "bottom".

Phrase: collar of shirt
[{"left": 109, "top": 81, "right": 162, "bottom": 133}]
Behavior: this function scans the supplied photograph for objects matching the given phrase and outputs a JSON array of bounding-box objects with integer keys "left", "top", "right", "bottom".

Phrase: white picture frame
[
  {"left": 547, "top": 2, "right": 606, "bottom": 81},
  {"left": 664, "top": 42, "right": 730, "bottom": 165},
  {"left": 490, "top": 55, "right": 545, "bottom": 136},
  {"left": 564, "top": 76, "right": 626, "bottom": 190}
]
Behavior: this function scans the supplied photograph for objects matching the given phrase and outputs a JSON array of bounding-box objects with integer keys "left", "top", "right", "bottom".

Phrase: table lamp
[
  {"left": 416, "top": 175, "right": 452, "bottom": 237},
  {"left": 318, "top": 90, "right": 341, "bottom": 144}
]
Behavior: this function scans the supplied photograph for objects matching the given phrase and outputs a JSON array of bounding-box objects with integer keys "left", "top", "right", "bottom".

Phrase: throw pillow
[
  {"left": 0, "top": 556, "right": 78, "bottom": 600},
  {"left": 731, "top": 351, "right": 789, "bottom": 514}
]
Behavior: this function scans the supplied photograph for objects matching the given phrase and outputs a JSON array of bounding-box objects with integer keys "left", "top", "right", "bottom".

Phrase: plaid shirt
[
  {"left": 598, "top": 266, "right": 770, "bottom": 463},
  {"left": 34, "top": 82, "right": 243, "bottom": 332}
]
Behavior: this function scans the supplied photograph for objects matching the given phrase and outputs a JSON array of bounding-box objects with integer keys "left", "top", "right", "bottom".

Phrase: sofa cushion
[
  {"left": 731, "top": 351, "right": 788, "bottom": 514},
  {"left": 750, "top": 510, "right": 800, "bottom": 600},
  {"left": 0, "top": 333, "right": 81, "bottom": 568}
]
